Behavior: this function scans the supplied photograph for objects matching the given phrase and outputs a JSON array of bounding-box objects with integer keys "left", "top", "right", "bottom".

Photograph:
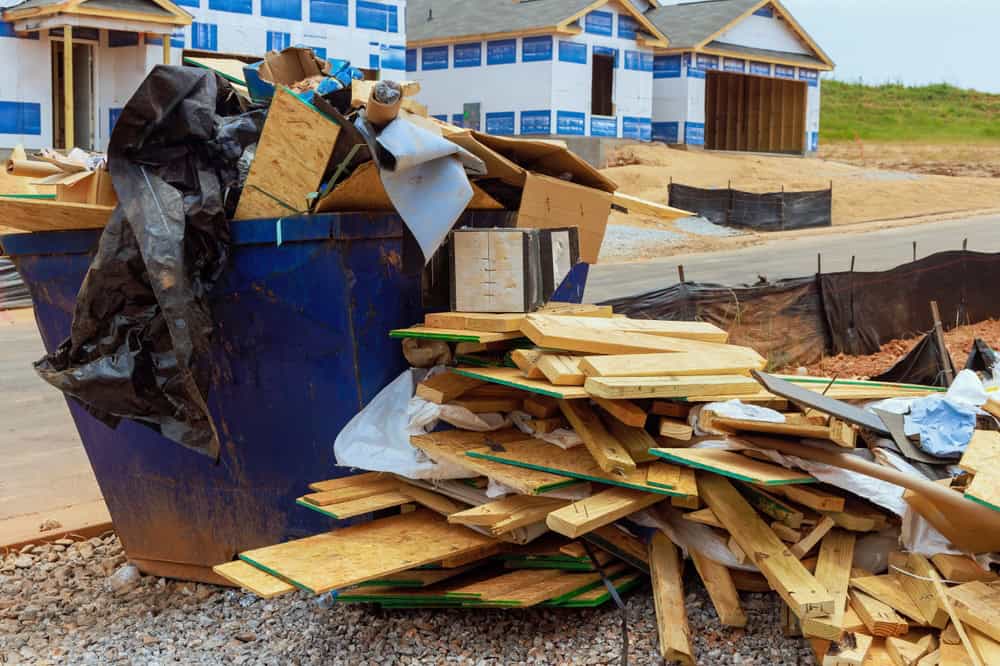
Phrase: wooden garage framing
[{"left": 704, "top": 70, "right": 806, "bottom": 154}]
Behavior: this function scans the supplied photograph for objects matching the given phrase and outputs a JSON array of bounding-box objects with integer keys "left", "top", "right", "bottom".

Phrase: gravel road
[{"left": 1, "top": 534, "right": 817, "bottom": 665}]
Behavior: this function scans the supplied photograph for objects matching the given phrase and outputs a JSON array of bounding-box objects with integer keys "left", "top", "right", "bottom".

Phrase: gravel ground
[
  {"left": 0, "top": 534, "right": 817, "bottom": 665},
  {"left": 674, "top": 217, "right": 746, "bottom": 238}
]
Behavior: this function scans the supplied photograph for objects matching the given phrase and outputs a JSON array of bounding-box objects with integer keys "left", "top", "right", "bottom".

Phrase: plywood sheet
[
  {"left": 452, "top": 367, "right": 589, "bottom": 399},
  {"left": 239, "top": 509, "right": 496, "bottom": 594},
  {"left": 651, "top": 448, "right": 815, "bottom": 486},
  {"left": 0, "top": 196, "right": 113, "bottom": 231},
  {"left": 213, "top": 560, "right": 295, "bottom": 599}
]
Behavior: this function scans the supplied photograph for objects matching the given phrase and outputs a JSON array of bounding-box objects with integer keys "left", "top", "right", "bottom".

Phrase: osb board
[
  {"left": 408, "top": 429, "right": 581, "bottom": 495},
  {"left": 235, "top": 87, "right": 341, "bottom": 219},
  {"left": 239, "top": 509, "right": 496, "bottom": 594},
  {"left": 466, "top": 438, "right": 697, "bottom": 498},
  {"left": 650, "top": 448, "right": 815, "bottom": 486},
  {"left": 0, "top": 196, "right": 114, "bottom": 231},
  {"left": 314, "top": 161, "right": 502, "bottom": 213},
  {"left": 452, "top": 366, "right": 589, "bottom": 399},
  {"left": 212, "top": 560, "right": 295, "bottom": 599}
]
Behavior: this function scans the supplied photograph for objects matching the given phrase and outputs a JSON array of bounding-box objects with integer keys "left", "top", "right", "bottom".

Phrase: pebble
[{"left": 2, "top": 533, "right": 817, "bottom": 665}]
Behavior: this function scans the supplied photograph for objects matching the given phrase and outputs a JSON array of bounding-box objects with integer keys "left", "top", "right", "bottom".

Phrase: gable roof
[
  {"left": 407, "top": 0, "right": 669, "bottom": 48},
  {"left": 646, "top": 0, "right": 833, "bottom": 69},
  {"left": 3, "top": 0, "right": 190, "bottom": 25}
]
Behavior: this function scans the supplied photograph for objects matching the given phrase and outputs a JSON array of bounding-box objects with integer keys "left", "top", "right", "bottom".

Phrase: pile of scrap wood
[{"left": 211, "top": 307, "right": 1000, "bottom": 664}]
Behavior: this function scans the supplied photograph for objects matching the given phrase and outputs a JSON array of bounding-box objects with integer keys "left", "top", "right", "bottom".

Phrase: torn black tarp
[
  {"left": 872, "top": 331, "right": 956, "bottom": 388},
  {"left": 34, "top": 66, "right": 264, "bottom": 458}
]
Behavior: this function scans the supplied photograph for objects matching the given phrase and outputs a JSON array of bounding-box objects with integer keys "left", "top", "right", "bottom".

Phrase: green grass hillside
[{"left": 820, "top": 80, "right": 1000, "bottom": 143}]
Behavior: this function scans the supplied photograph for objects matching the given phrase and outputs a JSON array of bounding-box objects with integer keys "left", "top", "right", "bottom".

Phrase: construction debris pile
[{"left": 210, "top": 304, "right": 1000, "bottom": 665}]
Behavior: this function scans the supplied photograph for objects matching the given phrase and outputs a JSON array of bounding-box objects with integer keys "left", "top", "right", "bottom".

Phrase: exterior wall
[
  {"left": 405, "top": 2, "right": 654, "bottom": 140},
  {"left": 0, "top": 0, "right": 407, "bottom": 150},
  {"left": 652, "top": 52, "right": 822, "bottom": 153}
]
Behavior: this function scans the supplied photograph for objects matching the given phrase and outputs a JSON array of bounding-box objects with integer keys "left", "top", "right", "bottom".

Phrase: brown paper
[{"left": 5, "top": 159, "right": 62, "bottom": 178}]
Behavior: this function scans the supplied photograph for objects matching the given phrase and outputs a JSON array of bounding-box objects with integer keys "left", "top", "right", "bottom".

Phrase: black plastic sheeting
[
  {"left": 820, "top": 251, "right": 1000, "bottom": 356},
  {"left": 669, "top": 182, "right": 832, "bottom": 231},
  {"left": 872, "top": 332, "right": 955, "bottom": 388},
  {"left": 0, "top": 258, "right": 31, "bottom": 310},
  {"left": 603, "top": 250, "right": 1000, "bottom": 371},
  {"left": 965, "top": 339, "right": 998, "bottom": 376},
  {"left": 34, "top": 66, "right": 264, "bottom": 459},
  {"left": 601, "top": 278, "right": 830, "bottom": 368}
]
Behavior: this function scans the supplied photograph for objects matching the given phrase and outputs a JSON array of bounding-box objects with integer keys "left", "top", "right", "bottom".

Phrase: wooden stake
[
  {"left": 64, "top": 26, "right": 74, "bottom": 150},
  {"left": 649, "top": 532, "right": 695, "bottom": 665},
  {"left": 930, "top": 301, "right": 955, "bottom": 385},
  {"left": 162, "top": 34, "right": 171, "bottom": 64}
]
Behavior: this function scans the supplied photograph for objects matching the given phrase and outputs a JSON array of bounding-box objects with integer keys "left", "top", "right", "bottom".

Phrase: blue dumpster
[{"left": 2, "top": 210, "right": 529, "bottom": 584}]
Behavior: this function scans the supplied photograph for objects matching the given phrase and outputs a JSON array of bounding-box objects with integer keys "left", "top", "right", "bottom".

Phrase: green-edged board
[{"left": 649, "top": 448, "right": 816, "bottom": 486}]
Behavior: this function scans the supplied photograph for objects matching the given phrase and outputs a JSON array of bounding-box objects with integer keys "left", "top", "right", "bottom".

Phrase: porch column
[
  {"left": 162, "top": 33, "right": 170, "bottom": 64},
  {"left": 63, "top": 25, "right": 74, "bottom": 149}
]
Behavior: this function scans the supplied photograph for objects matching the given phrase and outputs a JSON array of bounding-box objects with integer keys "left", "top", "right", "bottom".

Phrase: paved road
[{"left": 586, "top": 213, "right": 1000, "bottom": 302}]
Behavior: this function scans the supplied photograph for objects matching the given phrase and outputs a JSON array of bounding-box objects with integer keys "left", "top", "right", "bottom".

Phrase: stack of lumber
[{"left": 213, "top": 307, "right": 1000, "bottom": 664}]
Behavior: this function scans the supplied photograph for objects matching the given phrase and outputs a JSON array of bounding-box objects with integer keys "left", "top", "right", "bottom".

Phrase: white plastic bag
[{"left": 334, "top": 369, "right": 474, "bottom": 480}]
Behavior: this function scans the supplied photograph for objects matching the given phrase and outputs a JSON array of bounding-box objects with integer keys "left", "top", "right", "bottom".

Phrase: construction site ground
[{"left": 599, "top": 141, "right": 1000, "bottom": 262}]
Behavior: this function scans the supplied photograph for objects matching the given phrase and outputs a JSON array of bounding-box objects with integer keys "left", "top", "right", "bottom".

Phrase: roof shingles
[{"left": 407, "top": 0, "right": 597, "bottom": 44}]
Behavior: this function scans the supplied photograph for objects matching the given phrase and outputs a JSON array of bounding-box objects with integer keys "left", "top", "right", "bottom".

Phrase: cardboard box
[
  {"left": 243, "top": 47, "right": 331, "bottom": 102},
  {"left": 450, "top": 228, "right": 543, "bottom": 313}
]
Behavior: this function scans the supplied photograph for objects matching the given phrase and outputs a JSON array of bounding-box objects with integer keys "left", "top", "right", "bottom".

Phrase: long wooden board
[
  {"left": 453, "top": 366, "right": 589, "bottom": 399},
  {"left": 580, "top": 351, "right": 766, "bottom": 378},
  {"left": 239, "top": 510, "right": 497, "bottom": 594},
  {"left": 586, "top": 375, "right": 759, "bottom": 400},
  {"left": 546, "top": 486, "right": 666, "bottom": 538},
  {"left": 649, "top": 532, "right": 695, "bottom": 665},
  {"left": 0, "top": 196, "right": 114, "bottom": 231},
  {"left": 408, "top": 429, "right": 581, "bottom": 495},
  {"left": 424, "top": 307, "right": 614, "bottom": 333},
  {"left": 531, "top": 314, "right": 729, "bottom": 342},
  {"left": 801, "top": 529, "right": 856, "bottom": 640},
  {"left": 465, "top": 437, "right": 696, "bottom": 497},
  {"left": 558, "top": 400, "right": 636, "bottom": 474},
  {"left": 390, "top": 327, "right": 523, "bottom": 344},
  {"left": 521, "top": 314, "right": 755, "bottom": 356},
  {"left": 650, "top": 448, "right": 815, "bottom": 486},
  {"left": 690, "top": 549, "right": 747, "bottom": 627},
  {"left": 698, "top": 474, "right": 834, "bottom": 619}
]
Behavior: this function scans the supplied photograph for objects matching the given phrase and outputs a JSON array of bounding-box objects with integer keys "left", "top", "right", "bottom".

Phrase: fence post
[
  {"left": 780, "top": 184, "right": 786, "bottom": 231},
  {"left": 912, "top": 241, "right": 917, "bottom": 262},
  {"left": 677, "top": 265, "right": 686, "bottom": 284},
  {"left": 817, "top": 253, "right": 822, "bottom": 275}
]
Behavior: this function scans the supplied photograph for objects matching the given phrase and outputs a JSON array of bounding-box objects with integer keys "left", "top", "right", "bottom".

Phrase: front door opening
[
  {"left": 591, "top": 54, "right": 614, "bottom": 117},
  {"left": 52, "top": 40, "right": 95, "bottom": 151}
]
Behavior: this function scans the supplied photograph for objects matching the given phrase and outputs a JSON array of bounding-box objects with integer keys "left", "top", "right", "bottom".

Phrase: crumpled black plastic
[{"left": 34, "top": 65, "right": 265, "bottom": 459}]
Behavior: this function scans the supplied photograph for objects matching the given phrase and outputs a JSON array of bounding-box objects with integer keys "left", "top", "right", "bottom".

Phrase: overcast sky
[{"left": 783, "top": 0, "right": 1000, "bottom": 93}]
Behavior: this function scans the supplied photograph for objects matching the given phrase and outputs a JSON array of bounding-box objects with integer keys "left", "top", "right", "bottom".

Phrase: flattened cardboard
[{"left": 517, "top": 173, "right": 612, "bottom": 264}]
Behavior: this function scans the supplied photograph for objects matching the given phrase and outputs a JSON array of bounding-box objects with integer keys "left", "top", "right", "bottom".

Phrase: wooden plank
[
  {"left": 296, "top": 490, "right": 413, "bottom": 519},
  {"left": 967, "top": 628, "right": 1000, "bottom": 665},
  {"left": 702, "top": 411, "right": 857, "bottom": 448},
  {"left": 522, "top": 394, "right": 560, "bottom": 418},
  {"left": 583, "top": 524, "right": 649, "bottom": 570},
  {"left": 602, "top": 416, "right": 658, "bottom": 463},
  {"left": 236, "top": 88, "right": 341, "bottom": 219},
  {"left": 691, "top": 548, "right": 747, "bottom": 627},
  {"left": 652, "top": 448, "right": 815, "bottom": 486},
  {"left": 449, "top": 495, "right": 568, "bottom": 535},
  {"left": 823, "top": 633, "right": 874, "bottom": 666},
  {"left": 453, "top": 367, "right": 589, "bottom": 399},
  {"left": 511, "top": 349, "right": 545, "bottom": 379},
  {"left": 592, "top": 396, "right": 647, "bottom": 428},
  {"left": 302, "top": 478, "right": 399, "bottom": 504},
  {"left": 964, "top": 470, "right": 1000, "bottom": 513},
  {"left": 802, "top": 529, "right": 856, "bottom": 640},
  {"left": 901, "top": 554, "right": 984, "bottom": 665},
  {"left": 424, "top": 312, "right": 525, "bottom": 333},
  {"left": 586, "top": 375, "right": 760, "bottom": 400},
  {"left": 529, "top": 416, "right": 568, "bottom": 434},
  {"left": 533, "top": 314, "right": 728, "bottom": 343},
  {"left": 649, "top": 532, "right": 695, "bottom": 665},
  {"left": 307, "top": 472, "right": 393, "bottom": 493},
  {"left": 739, "top": 484, "right": 807, "bottom": 527},
  {"left": 947, "top": 581, "right": 1000, "bottom": 644},
  {"left": 390, "top": 327, "right": 522, "bottom": 344},
  {"left": 448, "top": 397, "right": 522, "bottom": 413},
  {"left": 774, "top": 484, "right": 847, "bottom": 513},
  {"left": 559, "top": 400, "right": 637, "bottom": 475},
  {"left": 931, "top": 555, "right": 997, "bottom": 583},
  {"left": 851, "top": 575, "right": 928, "bottom": 625},
  {"left": 546, "top": 486, "right": 666, "bottom": 538},
  {"left": 773, "top": 522, "right": 803, "bottom": 543},
  {"left": 611, "top": 191, "right": 696, "bottom": 223},
  {"left": 213, "top": 560, "right": 295, "bottom": 599},
  {"left": 465, "top": 438, "right": 695, "bottom": 497},
  {"left": 896, "top": 553, "right": 951, "bottom": 629},
  {"left": 506, "top": 564, "right": 629, "bottom": 607},
  {"left": 698, "top": 474, "right": 834, "bottom": 618},
  {"left": 239, "top": 509, "right": 496, "bottom": 594},
  {"left": 396, "top": 483, "right": 466, "bottom": 516},
  {"left": 791, "top": 516, "right": 837, "bottom": 559},
  {"left": 682, "top": 507, "right": 724, "bottom": 529},
  {"left": 536, "top": 355, "right": 586, "bottom": 386},
  {"left": 850, "top": 589, "right": 909, "bottom": 637},
  {"left": 885, "top": 635, "right": 934, "bottom": 666},
  {"left": 415, "top": 372, "right": 484, "bottom": 404},
  {"left": 0, "top": 196, "right": 114, "bottom": 232},
  {"left": 658, "top": 417, "right": 694, "bottom": 441},
  {"left": 521, "top": 314, "right": 755, "bottom": 356},
  {"left": 651, "top": 401, "right": 692, "bottom": 419},
  {"left": 579, "top": 350, "right": 765, "bottom": 378},
  {"left": 409, "top": 429, "right": 580, "bottom": 495}
]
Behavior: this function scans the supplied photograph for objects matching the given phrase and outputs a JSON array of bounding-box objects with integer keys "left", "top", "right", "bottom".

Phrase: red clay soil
[{"left": 791, "top": 319, "right": 1000, "bottom": 379}]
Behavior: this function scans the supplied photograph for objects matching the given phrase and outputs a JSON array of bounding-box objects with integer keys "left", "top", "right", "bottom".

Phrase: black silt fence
[{"left": 669, "top": 182, "right": 832, "bottom": 231}]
